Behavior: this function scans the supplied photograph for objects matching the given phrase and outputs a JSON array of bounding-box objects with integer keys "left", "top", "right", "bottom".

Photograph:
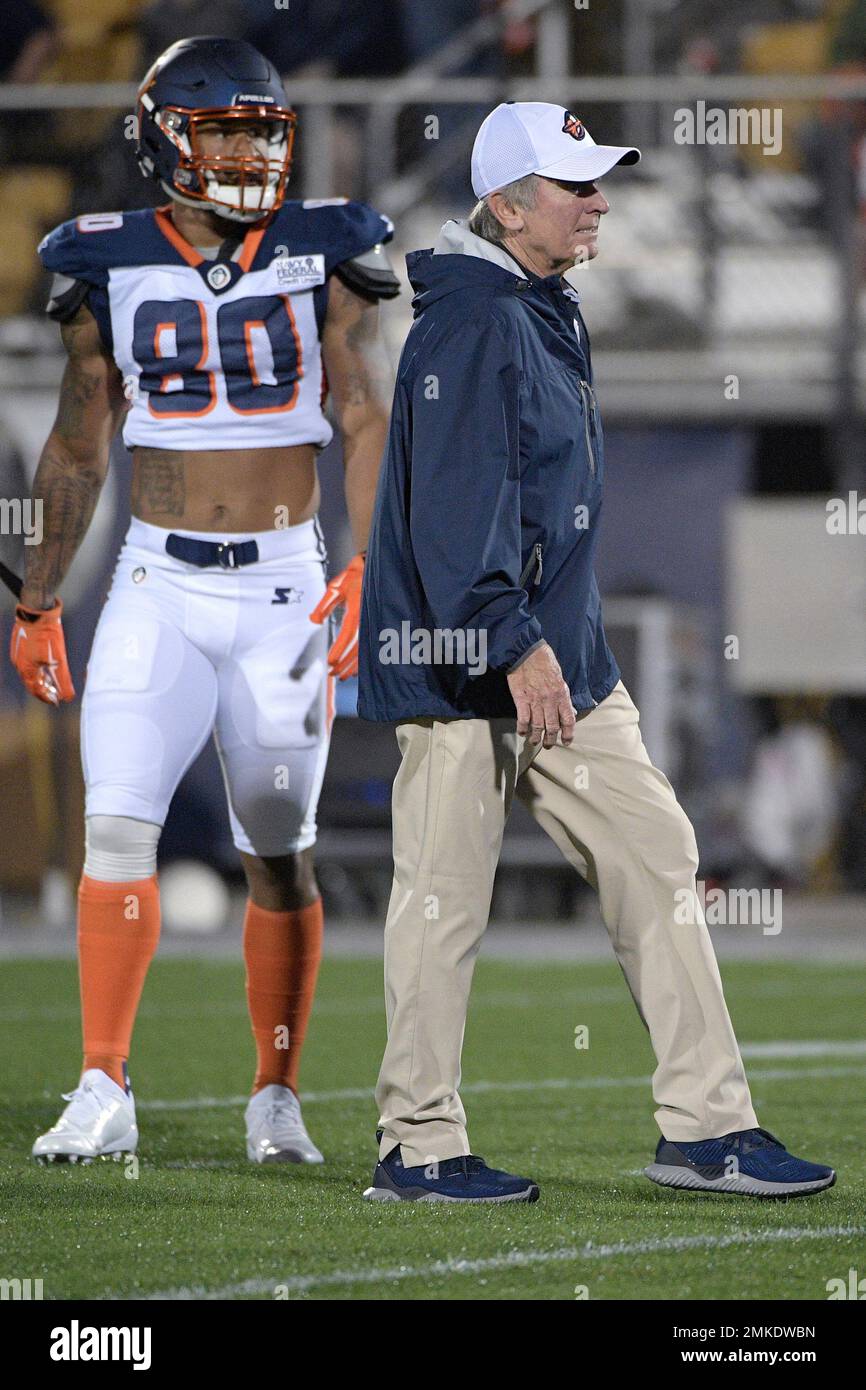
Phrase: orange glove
[
  {"left": 309, "top": 552, "right": 364, "bottom": 680},
  {"left": 10, "top": 599, "right": 75, "bottom": 705}
]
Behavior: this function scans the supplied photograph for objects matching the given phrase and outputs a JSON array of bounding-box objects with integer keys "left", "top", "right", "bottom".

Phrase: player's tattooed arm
[
  {"left": 321, "top": 274, "right": 393, "bottom": 552},
  {"left": 21, "top": 303, "right": 127, "bottom": 610}
]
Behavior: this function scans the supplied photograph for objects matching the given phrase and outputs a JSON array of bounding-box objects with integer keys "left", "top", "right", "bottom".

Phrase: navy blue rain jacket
[{"left": 358, "top": 222, "right": 620, "bottom": 721}]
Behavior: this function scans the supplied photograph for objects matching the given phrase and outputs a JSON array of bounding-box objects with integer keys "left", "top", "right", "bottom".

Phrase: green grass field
[{"left": 1, "top": 954, "right": 864, "bottom": 1300}]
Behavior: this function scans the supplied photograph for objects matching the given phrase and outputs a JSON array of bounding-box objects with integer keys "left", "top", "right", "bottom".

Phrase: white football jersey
[{"left": 39, "top": 199, "right": 394, "bottom": 453}]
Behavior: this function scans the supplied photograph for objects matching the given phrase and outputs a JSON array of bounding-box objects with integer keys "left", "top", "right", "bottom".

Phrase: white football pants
[{"left": 82, "top": 516, "right": 334, "bottom": 857}]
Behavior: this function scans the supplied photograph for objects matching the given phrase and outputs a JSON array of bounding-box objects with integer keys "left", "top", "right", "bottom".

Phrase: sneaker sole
[
  {"left": 362, "top": 1183, "right": 540, "bottom": 1204},
  {"left": 247, "top": 1149, "right": 325, "bottom": 1166},
  {"left": 644, "top": 1162, "right": 836, "bottom": 1198},
  {"left": 244, "top": 1145, "right": 325, "bottom": 1167}
]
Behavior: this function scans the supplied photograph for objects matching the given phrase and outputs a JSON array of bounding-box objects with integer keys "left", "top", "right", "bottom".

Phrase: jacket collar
[
  {"left": 432, "top": 219, "right": 581, "bottom": 304},
  {"left": 432, "top": 220, "right": 528, "bottom": 278}
]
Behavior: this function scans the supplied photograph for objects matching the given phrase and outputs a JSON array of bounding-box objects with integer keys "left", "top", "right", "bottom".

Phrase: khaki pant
[{"left": 376, "top": 680, "right": 757, "bottom": 1165}]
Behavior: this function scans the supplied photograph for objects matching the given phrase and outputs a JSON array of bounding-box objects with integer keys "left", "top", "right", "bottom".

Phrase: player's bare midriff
[{"left": 130, "top": 442, "right": 320, "bottom": 532}]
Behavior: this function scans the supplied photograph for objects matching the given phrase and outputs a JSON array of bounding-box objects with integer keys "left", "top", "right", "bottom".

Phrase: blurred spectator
[
  {"left": 248, "top": 1, "right": 406, "bottom": 77},
  {"left": 0, "top": 0, "right": 58, "bottom": 83},
  {"left": 795, "top": 1, "right": 866, "bottom": 270},
  {"left": 827, "top": 697, "right": 866, "bottom": 889},
  {"left": 396, "top": 0, "right": 504, "bottom": 204},
  {"left": 138, "top": 0, "right": 249, "bottom": 67},
  {"left": 744, "top": 713, "right": 842, "bottom": 887},
  {"left": 400, "top": 0, "right": 487, "bottom": 62},
  {"left": 830, "top": 0, "right": 866, "bottom": 59},
  {"left": 0, "top": 0, "right": 59, "bottom": 167},
  {"left": 245, "top": 1, "right": 325, "bottom": 77},
  {"left": 826, "top": 0, "right": 866, "bottom": 258},
  {"left": 656, "top": 0, "right": 831, "bottom": 75}
]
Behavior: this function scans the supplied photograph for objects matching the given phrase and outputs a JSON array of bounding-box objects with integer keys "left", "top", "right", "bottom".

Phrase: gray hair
[{"left": 468, "top": 173, "right": 538, "bottom": 245}]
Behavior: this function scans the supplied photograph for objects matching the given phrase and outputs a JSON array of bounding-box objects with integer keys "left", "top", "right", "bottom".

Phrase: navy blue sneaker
[
  {"left": 645, "top": 1127, "right": 836, "bottom": 1198},
  {"left": 363, "top": 1140, "right": 539, "bottom": 1203}
]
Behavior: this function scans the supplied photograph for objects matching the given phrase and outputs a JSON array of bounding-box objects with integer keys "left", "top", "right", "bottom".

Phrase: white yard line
[
  {"left": 145, "top": 1224, "right": 866, "bottom": 1300},
  {"left": 138, "top": 1059, "right": 866, "bottom": 1112},
  {"left": 740, "top": 1040, "right": 866, "bottom": 1059}
]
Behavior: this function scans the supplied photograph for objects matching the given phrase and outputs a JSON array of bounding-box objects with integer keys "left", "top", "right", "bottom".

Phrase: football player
[{"left": 11, "top": 36, "right": 399, "bottom": 1165}]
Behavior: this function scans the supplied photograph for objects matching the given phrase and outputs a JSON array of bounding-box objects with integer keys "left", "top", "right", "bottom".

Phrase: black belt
[{"left": 165, "top": 535, "right": 259, "bottom": 569}]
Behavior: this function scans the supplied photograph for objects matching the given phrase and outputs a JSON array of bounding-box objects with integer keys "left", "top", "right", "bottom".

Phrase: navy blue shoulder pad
[
  {"left": 257, "top": 199, "right": 394, "bottom": 277},
  {"left": 37, "top": 209, "right": 186, "bottom": 284}
]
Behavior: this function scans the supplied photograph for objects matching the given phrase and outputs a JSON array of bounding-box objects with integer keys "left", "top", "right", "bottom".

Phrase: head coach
[{"left": 357, "top": 102, "right": 835, "bottom": 1203}]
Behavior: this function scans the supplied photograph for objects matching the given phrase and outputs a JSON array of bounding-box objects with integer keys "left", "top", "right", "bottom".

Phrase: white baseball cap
[{"left": 471, "top": 101, "right": 640, "bottom": 198}]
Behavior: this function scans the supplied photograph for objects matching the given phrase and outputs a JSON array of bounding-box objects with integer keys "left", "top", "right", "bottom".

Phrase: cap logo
[{"left": 562, "top": 111, "right": 585, "bottom": 141}]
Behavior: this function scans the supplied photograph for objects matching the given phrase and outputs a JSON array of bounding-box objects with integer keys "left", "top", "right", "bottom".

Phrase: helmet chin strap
[{"left": 161, "top": 182, "right": 269, "bottom": 225}]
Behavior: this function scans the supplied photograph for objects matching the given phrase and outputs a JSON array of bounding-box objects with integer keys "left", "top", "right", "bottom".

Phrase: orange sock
[
  {"left": 243, "top": 897, "right": 324, "bottom": 1095},
  {"left": 78, "top": 874, "right": 161, "bottom": 1089}
]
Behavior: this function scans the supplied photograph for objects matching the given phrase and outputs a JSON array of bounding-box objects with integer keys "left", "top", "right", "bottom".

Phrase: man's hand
[
  {"left": 10, "top": 599, "right": 75, "bottom": 705},
  {"left": 507, "top": 641, "right": 576, "bottom": 748},
  {"left": 309, "top": 553, "right": 364, "bottom": 680}
]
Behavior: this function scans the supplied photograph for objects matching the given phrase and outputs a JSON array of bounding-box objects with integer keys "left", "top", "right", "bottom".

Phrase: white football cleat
[
  {"left": 32, "top": 1068, "right": 138, "bottom": 1164},
  {"left": 245, "top": 1084, "right": 324, "bottom": 1165}
]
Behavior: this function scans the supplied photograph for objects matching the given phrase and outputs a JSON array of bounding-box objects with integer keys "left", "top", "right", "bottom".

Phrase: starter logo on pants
[{"left": 272, "top": 587, "right": 303, "bottom": 605}]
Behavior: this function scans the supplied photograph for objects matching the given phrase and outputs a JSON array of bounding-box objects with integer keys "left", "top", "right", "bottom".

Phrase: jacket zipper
[
  {"left": 518, "top": 541, "right": 543, "bottom": 589},
  {"left": 579, "top": 379, "right": 597, "bottom": 478}
]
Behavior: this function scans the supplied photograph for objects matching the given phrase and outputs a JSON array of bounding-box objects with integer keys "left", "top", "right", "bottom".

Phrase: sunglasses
[{"left": 538, "top": 176, "right": 600, "bottom": 196}]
